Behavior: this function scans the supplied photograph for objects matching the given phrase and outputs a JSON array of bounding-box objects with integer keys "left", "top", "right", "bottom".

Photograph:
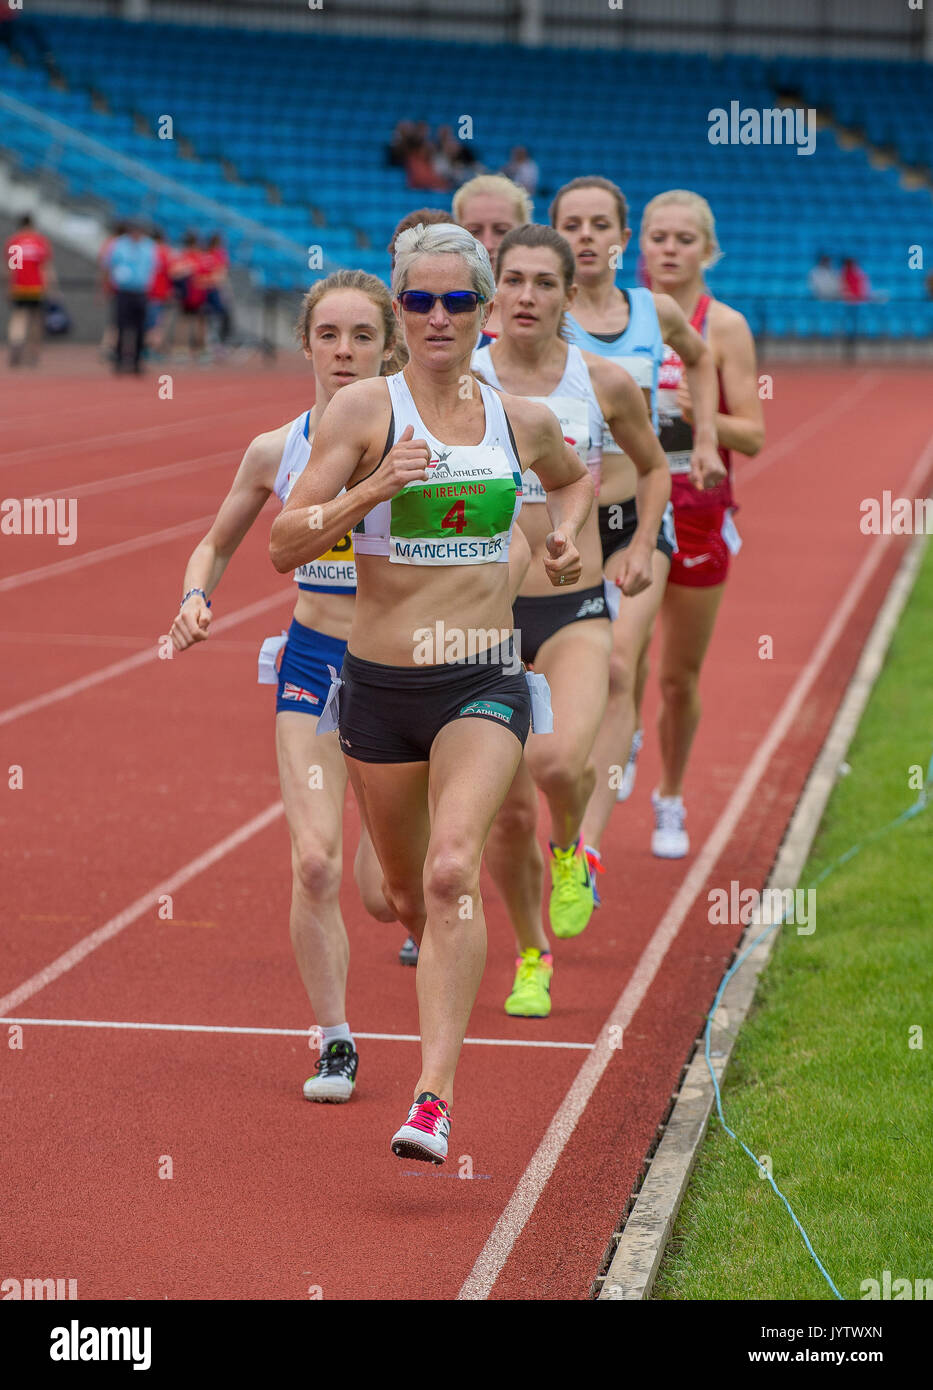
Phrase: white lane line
[
  {"left": 0, "top": 399, "right": 290, "bottom": 468},
  {"left": 0, "top": 515, "right": 215, "bottom": 593},
  {"left": 739, "top": 369, "right": 879, "bottom": 486},
  {"left": 457, "top": 431, "right": 933, "bottom": 1301},
  {"left": 0, "top": 1017, "right": 593, "bottom": 1050},
  {"left": 0, "top": 802, "right": 286, "bottom": 1018},
  {"left": 44, "top": 451, "right": 237, "bottom": 501},
  {"left": 0, "top": 589, "right": 292, "bottom": 728}
]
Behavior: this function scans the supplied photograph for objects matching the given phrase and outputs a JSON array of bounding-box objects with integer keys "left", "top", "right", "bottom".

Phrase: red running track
[{"left": 1, "top": 354, "right": 931, "bottom": 1301}]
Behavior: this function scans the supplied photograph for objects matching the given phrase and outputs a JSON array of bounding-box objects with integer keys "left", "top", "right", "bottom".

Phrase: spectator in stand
[
  {"left": 386, "top": 120, "right": 418, "bottom": 169},
  {"left": 202, "top": 232, "right": 232, "bottom": 351},
  {"left": 433, "top": 125, "right": 483, "bottom": 188},
  {"left": 105, "top": 219, "right": 156, "bottom": 374},
  {"left": 170, "top": 230, "right": 208, "bottom": 358},
  {"left": 146, "top": 227, "right": 174, "bottom": 355},
  {"left": 840, "top": 256, "right": 872, "bottom": 303},
  {"left": 808, "top": 252, "right": 840, "bottom": 300},
  {"left": 403, "top": 133, "right": 450, "bottom": 193},
  {"left": 5, "top": 212, "right": 55, "bottom": 367},
  {"left": 97, "top": 218, "right": 125, "bottom": 362},
  {"left": 502, "top": 145, "right": 539, "bottom": 197}
]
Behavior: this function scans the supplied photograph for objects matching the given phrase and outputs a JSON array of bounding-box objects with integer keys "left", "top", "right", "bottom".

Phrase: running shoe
[
  {"left": 549, "top": 838, "right": 595, "bottom": 938},
  {"left": 302, "top": 1039, "right": 358, "bottom": 1103},
  {"left": 616, "top": 728, "right": 644, "bottom": 802},
  {"left": 584, "top": 845, "right": 605, "bottom": 908},
  {"left": 651, "top": 790, "right": 689, "bottom": 859},
  {"left": 399, "top": 934, "right": 419, "bottom": 966},
  {"left": 504, "top": 948, "right": 554, "bottom": 1017},
  {"left": 391, "top": 1092, "right": 451, "bottom": 1164}
]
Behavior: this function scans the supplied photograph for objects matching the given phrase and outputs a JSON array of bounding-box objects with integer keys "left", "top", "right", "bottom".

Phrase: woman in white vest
[
  {"left": 473, "top": 223, "right": 670, "bottom": 1015},
  {"left": 170, "top": 271, "right": 399, "bottom": 1107},
  {"left": 271, "top": 222, "right": 593, "bottom": 1164}
]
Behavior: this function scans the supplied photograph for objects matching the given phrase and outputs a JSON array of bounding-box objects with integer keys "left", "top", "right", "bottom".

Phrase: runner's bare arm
[
  {"left": 654, "top": 292, "right": 723, "bottom": 489},
  {"left": 171, "top": 425, "right": 287, "bottom": 651},
  {"left": 588, "top": 355, "right": 671, "bottom": 550},
  {"left": 706, "top": 306, "right": 765, "bottom": 456},
  {"left": 506, "top": 395, "right": 593, "bottom": 585}
]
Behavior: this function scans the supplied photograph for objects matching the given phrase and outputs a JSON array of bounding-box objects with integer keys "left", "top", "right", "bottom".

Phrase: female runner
[
  {"left": 547, "top": 177, "right": 721, "bottom": 883},
  {"left": 640, "top": 189, "right": 764, "bottom": 854},
  {"left": 473, "top": 224, "right": 669, "bottom": 1014},
  {"left": 170, "top": 270, "right": 398, "bottom": 1104},
  {"left": 453, "top": 174, "right": 533, "bottom": 341},
  {"left": 270, "top": 223, "right": 592, "bottom": 1163}
]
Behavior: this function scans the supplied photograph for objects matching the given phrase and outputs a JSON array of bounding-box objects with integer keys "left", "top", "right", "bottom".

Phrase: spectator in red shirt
[
  {"left": 840, "top": 256, "right": 872, "bottom": 302},
  {"left": 201, "top": 232, "right": 232, "bottom": 350},
  {"left": 145, "top": 227, "right": 174, "bottom": 354},
  {"left": 5, "top": 213, "right": 55, "bottom": 367},
  {"left": 170, "top": 230, "right": 208, "bottom": 358}
]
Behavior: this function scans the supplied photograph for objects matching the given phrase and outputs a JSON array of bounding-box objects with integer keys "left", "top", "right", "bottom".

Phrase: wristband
[{"left": 181, "top": 588, "right": 211, "bottom": 609}]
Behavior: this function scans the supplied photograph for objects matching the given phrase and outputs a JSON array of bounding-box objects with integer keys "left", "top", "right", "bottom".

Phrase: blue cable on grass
[{"left": 703, "top": 747, "right": 933, "bottom": 1301}]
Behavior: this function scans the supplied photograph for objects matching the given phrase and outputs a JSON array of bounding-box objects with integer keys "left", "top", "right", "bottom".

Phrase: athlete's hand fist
[
  {"left": 690, "top": 440, "right": 727, "bottom": 492},
  {"left": 675, "top": 381, "right": 694, "bottom": 426},
  {"left": 170, "top": 594, "right": 212, "bottom": 651},
  {"left": 613, "top": 541, "right": 653, "bottom": 597},
  {"left": 375, "top": 423, "right": 433, "bottom": 500},
  {"left": 543, "top": 530, "right": 582, "bottom": 588}
]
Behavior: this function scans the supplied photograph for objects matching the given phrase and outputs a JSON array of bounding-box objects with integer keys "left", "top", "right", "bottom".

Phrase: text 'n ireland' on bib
[{"left": 387, "top": 444, "right": 521, "bottom": 565}]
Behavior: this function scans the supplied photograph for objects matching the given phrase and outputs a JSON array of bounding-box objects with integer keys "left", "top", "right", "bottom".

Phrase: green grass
[{"left": 652, "top": 539, "right": 933, "bottom": 1301}]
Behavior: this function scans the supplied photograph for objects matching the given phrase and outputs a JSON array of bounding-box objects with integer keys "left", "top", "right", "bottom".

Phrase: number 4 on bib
[{"left": 441, "top": 501, "right": 467, "bottom": 534}]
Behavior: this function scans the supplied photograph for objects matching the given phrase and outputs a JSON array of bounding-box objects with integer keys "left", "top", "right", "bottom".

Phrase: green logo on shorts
[{"left": 459, "top": 699, "right": 513, "bottom": 723}]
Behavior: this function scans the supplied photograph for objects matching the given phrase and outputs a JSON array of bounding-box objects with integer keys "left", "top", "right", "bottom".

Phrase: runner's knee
[{"left": 291, "top": 841, "right": 342, "bottom": 902}]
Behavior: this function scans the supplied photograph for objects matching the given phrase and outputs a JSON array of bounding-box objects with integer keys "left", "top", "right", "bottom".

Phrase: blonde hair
[
  {"left": 296, "top": 269, "right": 404, "bottom": 373},
  {"left": 453, "top": 174, "right": 533, "bottom": 227},
  {"left": 640, "top": 189, "right": 722, "bottom": 269}
]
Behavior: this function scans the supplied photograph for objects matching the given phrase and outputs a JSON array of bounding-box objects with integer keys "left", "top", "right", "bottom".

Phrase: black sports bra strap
[
  {"left": 501, "top": 404, "right": 520, "bottom": 467},
  {"left": 349, "top": 403, "right": 395, "bottom": 490}
]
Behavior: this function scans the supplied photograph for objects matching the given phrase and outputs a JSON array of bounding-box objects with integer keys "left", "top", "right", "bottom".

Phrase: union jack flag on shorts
[{"left": 282, "top": 682, "right": 320, "bottom": 705}]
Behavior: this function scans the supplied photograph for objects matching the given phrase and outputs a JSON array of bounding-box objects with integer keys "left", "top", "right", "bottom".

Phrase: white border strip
[
  {"left": 0, "top": 802, "right": 286, "bottom": 1016},
  {"left": 0, "top": 1016, "right": 593, "bottom": 1050},
  {"left": 457, "top": 435, "right": 933, "bottom": 1301},
  {"left": 599, "top": 520, "right": 931, "bottom": 1300},
  {"left": 0, "top": 588, "right": 291, "bottom": 728}
]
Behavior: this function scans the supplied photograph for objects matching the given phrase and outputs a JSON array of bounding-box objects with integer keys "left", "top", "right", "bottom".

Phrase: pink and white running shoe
[{"left": 391, "top": 1092, "right": 451, "bottom": 1164}]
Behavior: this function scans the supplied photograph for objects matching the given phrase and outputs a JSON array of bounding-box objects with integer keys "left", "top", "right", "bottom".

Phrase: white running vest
[
  {"left": 352, "top": 372, "right": 523, "bottom": 566},
  {"left": 472, "top": 342, "right": 603, "bottom": 503}
]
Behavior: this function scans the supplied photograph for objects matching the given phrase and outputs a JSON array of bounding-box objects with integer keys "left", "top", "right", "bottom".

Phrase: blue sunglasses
[{"left": 398, "top": 290, "right": 486, "bottom": 314}]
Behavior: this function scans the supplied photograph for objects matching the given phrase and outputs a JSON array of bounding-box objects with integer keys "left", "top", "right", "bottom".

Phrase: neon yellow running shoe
[
  {"left": 504, "top": 948, "right": 554, "bottom": 1017},
  {"left": 549, "top": 838, "right": 595, "bottom": 938}
]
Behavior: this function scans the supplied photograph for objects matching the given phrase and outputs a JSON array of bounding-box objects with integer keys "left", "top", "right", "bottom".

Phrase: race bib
[
  {"left": 388, "top": 444, "right": 520, "bottom": 565},
  {"left": 522, "top": 395, "right": 591, "bottom": 504},
  {"left": 294, "top": 531, "right": 357, "bottom": 590}
]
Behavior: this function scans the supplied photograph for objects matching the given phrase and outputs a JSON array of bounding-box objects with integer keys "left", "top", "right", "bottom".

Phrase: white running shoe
[
  {"left": 651, "top": 790, "right": 689, "bottom": 858},
  {"left": 391, "top": 1092, "right": 451, "bottom": 1164},
  {"left": 302, "top": 1040, "right": 358, "bottom": 1102},
  {"left": 616, "top": 728, "right": 644, "bottom": 802}
]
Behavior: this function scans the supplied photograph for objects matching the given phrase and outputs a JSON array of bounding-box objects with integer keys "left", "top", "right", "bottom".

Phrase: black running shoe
[{"left": 302, "top": 1040, "right": 358, "bottom": 1102}]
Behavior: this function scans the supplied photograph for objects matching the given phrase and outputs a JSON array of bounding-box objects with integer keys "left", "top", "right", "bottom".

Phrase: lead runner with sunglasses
[{"left": 271, "top": 222, "right": 593, "bottom": 1163}]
